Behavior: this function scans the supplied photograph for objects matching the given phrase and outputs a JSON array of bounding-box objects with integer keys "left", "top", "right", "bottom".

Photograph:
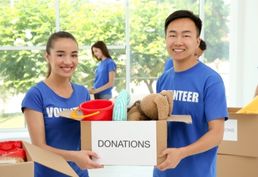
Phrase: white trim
[
  {"left": 0, "top": 45, "right": 125, "bottom": 51},
  {"left": 0, "top": 46, "right": 45, "bottom": 50},
  {"left": 0, "top": 128, "right": 30, "bottom": 141},
  {"left": 125, "top": 0, "right": 131, "bottom": 93},
  {"left": 55, "top": 0, "right": 60, "bottom": 31}
]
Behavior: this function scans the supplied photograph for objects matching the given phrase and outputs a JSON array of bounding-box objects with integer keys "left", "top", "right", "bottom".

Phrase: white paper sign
[
  {"left": 91, "top": 121, "right": 157, "bottom": 165},
  {"left": 223, "top": 119, "right": 238, "bottom": 141}
]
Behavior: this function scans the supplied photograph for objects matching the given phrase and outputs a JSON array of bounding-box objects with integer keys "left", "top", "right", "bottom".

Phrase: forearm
[
  {"left": 24, "top": 108, "right": 102, "bottom": 169},
  {"left": 180, "top": 119, "right": 224, "bottom": 159},
  {"left": 93, "top": 71, "right": 115, "bottom": 94},
  {"left": 94, "top": 81, "right": 113, "bottom": 94},
  {"left": 25, "top": 110, "right": 78, "bottom": 161}
]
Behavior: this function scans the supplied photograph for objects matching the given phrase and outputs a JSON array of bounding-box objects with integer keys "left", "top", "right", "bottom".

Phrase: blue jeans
[{"left": 94, "top": 93, "right": 112, "bottom": 100}]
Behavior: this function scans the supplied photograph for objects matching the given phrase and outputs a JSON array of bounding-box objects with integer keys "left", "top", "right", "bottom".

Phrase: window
[
  {"left": 0, "top": 0, "right": 126, "bottom": 129},
  {"left": 0, "top": 0, "right": 230, "bottom": 129}
]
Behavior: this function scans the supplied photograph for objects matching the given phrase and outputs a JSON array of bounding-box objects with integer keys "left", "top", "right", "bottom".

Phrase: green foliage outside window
[{"left": 0, "top": 0, "right": 229, "bottom": 96}]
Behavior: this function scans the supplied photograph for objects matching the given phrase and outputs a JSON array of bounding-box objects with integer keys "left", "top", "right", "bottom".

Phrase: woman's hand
[
  {"left": 71, "top": 150, "right": 103, "bottom": 169},
  {"left": 89, "top": 88, "right": 95, "bottom": 94}
]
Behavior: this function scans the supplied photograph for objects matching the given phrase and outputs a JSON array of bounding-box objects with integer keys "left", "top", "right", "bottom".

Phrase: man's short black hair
[{"left": 165, "top": 10, "right": 202, "bottom": 37}]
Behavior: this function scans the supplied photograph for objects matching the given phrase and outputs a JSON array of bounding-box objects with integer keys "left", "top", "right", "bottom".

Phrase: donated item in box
[
  {"left": 217, "top": 154, "right": 258, "bottom": 177},
  {"left": 218, "top": 107, "right": 258, "bottom": 157},
  {"left": 0, "top": 141, "right": 26, "bottom": 164},
  {"left": 81, "top": 116, "right": 191, "bottom": 166},
  {"left": 0, "top": 141, "right": 78, "bottom": 177}
]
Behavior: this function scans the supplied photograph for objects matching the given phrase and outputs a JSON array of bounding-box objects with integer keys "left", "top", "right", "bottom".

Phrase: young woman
[
  {"left": 22, "top": 31, "right": 102, "bottom": 177},
  {"left": 90, "top": 41, "right": 116, "bottom": 100}
]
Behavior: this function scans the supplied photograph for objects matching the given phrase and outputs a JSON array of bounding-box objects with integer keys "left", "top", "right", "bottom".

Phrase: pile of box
[
  {"left": 217, "top": 107, "right": 258, "bottom": 177},
  {"left": 0, "top": 141, "right": 78, "bottom": 177}
]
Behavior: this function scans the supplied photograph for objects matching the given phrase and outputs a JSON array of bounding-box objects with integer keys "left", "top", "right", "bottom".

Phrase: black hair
[
  {"left": 199, "top": 39, "right": 207, "bottom": 51},
  {"left": 46, "top": 31, "right": 78, "bottom": 54},
  {"left": 165, "top": 10, "right": 202, "bottom": 37},
  {"left": 46, "top": 31, "right": 78, "bottom": 77},
  {"left": 91, "top": 41, "right": 112, "bottom": 61}
]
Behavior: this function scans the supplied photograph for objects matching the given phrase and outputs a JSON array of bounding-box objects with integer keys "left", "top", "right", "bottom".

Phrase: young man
[
  {"left": 163, "top": 39, "right": 207, "bottom": 72},
  {"left": 153, "top": 10, "right": 227, "bottom": 177}
]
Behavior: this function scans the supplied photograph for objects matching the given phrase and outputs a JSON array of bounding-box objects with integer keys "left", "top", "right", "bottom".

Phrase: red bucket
[{"left": 79, "top": 99, "right": 113, "bottom": 121}]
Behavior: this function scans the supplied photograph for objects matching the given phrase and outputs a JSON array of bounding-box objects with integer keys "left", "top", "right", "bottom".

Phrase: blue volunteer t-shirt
[
  {"left": 94, "top": 58, "right": 116, "bottom": 96},
  {"left": 163, "top": 57, "right": 173, "bottom": 72},
  {"left": 154, "top": 62, "right": 228, "bottom": 177},
  {"left": 21, "top": 81, "right": 90, "bottom": 177}
]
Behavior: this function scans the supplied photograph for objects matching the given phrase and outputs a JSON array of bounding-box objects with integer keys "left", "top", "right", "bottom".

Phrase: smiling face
[
  {"left": 45, "top": 38, "right": 78, "bottom": 79},
  {"left": 165, "top": 18, "right": 200, "bottom": 64},
  {"left": 92, "top": 47, "right": 105, "bottom": 60}
]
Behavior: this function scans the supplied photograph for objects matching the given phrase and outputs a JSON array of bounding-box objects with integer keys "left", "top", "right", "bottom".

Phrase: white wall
[{"left": 229, "top": 0, "right": 258, "bottom": 106}]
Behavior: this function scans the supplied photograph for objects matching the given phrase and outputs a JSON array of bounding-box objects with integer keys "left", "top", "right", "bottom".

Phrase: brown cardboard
[
  {"left": 0, "top": 162, "right": 34, "bottom": 177},
  {"left": 0, "top": 141, "right": 78, "bottom": 177},
  {"left": 217, "top": 154, "right": 258, "bottom": 177},
  {"left": 80, "top": 116, "right": 191, "bottom": 166},
  {"left": 167, "top": 115, "right": 192, "bottom": 124},
  {"left": 81, "top": 120, "right": 167, "bottom": 165},
  {"left": 156, "top": 121, "right": 167, "bottom": 165},
  {"left": 59, "top": 109, "right": 191, "bottom": 166},
  {"left": 59, "top": 109, "right": 192, "bottom": 124},
  {"left": 218, "top": 107, "right": 258, "bottom": 157}
]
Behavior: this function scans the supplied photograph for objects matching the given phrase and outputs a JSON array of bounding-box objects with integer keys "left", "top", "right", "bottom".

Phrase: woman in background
[
  {"left": 22, "top": 31, "right": 102, "bottom": 177},
  {"left": 90, "top": 41, "right": 116, "bottom": 100}
]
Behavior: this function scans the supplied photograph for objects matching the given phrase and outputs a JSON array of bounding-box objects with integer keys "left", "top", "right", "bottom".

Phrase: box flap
[
  {"left": 156, "top": 121, "right": 167, "bottom": 165},
  {"left": 167, "top": 115, "right": 192, "bottom": 124},
  {"left": 23, "top": 142, "right": 78, "bottom": 177},
  {"left": 81, "top": 121, "right": 92, "bottom": 151},
  {"left": 59, "top": 109, "right": 82, "bottom": 120},
  {"left": 0, "top": 162, "right": 34, "bottom": 177},
  {"left": 228, "top": 107, "right": 258, "bottom": 116},
  {"left": 59, "top": 109, "right": 73, "bottom": 118},
  {"left": 228, "top": 107, "right": 241, "bottom": 113},
  {"left": 218, "top": 108, "right": 258, "bottom": 157}
]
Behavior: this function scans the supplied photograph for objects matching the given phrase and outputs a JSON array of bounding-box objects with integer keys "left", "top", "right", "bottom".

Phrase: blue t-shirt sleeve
[
  {"left": 164, "top": 58, "right": 173, "bottom": 72},
  {"left": 156, "top": 72, "right": 167, "bottom": 93},
  {"left": 204, "top": 75, "right": 228, "bottom": 121},
  {"left": 156, "top": 78, "right": 161, "bottom": 93},
  {"left": 84, "top": 87, "right": 91, "bottom": 101},
  {"left": 73, "top": 83, "right": 91, "bottom": 102},
  {"left": 21, "top": 87, "right": 43, "bottom": 113},
  {"left": 107, "top": 60, "right": 116, "bottom": 72}
]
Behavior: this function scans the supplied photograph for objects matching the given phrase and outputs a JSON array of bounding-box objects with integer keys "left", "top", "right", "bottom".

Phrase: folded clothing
[{"left": 0, "top": 141, "right": 26, "bottom": 164}]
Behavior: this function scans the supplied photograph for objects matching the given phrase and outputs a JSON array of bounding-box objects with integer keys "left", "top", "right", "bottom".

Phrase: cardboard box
[
  {"left": 217, "top": 107, "right": 258, "bottom": 177},
  {"left": 59, "top": 109, "right": 192, "bottom": 166},
  {"left": 218, "top": 107, "right": 258, "bottom": 157},
  {"left": 0, "top": 141, "right": 78, "bottom": 177},
  {"left": 217, "top": 154, "right": 258, "bottom": 177},
  {"left": 81, "top": 116, "right": 191, "bottom": 166}
]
